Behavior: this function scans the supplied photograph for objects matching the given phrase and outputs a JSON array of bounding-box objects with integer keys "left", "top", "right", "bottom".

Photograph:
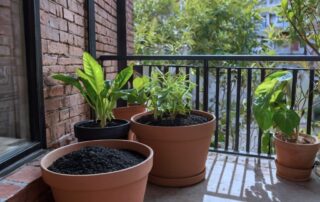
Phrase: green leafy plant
[
  {"left": 147, "top": 68, "right": 195, "bottom": 120},
  {"left": 52, "top": 52, "right": 133, "bottom": 128},
  {"left": 253, "top": 71, "right": 300, "bottom": 142},
  {"left": 123, "top": 75, "right": 150, "bottom": 105}
]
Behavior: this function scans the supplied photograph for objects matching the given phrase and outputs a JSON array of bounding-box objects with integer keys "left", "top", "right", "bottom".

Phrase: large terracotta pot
[
  {"left": 274, "top": 134, "right": 320, "bottom": 181},
  {"left": 41, "top": 140, "right": 153, "bottom": 202},
  {"left": 113, "top": 105, "right": 147, "bottom": 141},
  {"left": 131, "top": 110, "right": 215, "bottom": 187}
]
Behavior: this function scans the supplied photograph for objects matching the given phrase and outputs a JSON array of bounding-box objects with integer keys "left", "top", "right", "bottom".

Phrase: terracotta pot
[
  {"left": 131, "top": 110, "right": 215, "bottom": 187},
  {"left": 41, "top": 140, "right": 153, "bottom": 202},
  {"left": 274, "top": 135, "right": 320, "bottom": 181},
  {"left": 113, "top": 105, "right": 147, "bottom": 120},
  {"left": 113, "top": 105, "right": 147, "bottom": 140}
]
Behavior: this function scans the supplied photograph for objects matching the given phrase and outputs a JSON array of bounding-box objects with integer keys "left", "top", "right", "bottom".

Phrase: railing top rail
[{"left": 99, "top": 55, "right": 320, "bottom": 61}]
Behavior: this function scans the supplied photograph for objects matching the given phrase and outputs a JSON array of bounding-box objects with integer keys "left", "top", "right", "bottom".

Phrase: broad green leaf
[
  {"left": 82, "top": 52, "right": 105, "bottom": 94},
  {"left": 273, "top": 109, "right": 300, "bottom": 135},
  {"left": 253, "top": 99, "right": 273, "bottom": 130},
  {"left": 281, "top": 0, "right": 288, "bottom": 11},
  {"left": 76, "top": 68, "right": 98, "bottom": 93},
  {"left": 113, "top": 66, "right": 133, "bottom": 89},
  {"left": 133, "top": 76, "right": 149, "bottom": 90}
]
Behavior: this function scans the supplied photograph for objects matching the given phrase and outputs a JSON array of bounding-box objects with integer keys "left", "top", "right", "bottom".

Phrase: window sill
[{"left": 0, "top": 152, "right": 53, "bottom": 202}]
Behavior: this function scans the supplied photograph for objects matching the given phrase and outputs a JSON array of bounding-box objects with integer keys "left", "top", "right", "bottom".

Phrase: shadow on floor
[{"left": 144, "top": 153, "right": 320, "bottom": 202}]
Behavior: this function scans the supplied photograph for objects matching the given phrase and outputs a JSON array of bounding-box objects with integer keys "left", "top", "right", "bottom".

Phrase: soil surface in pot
[
  {"left": 48, "top": 146, "right": 146, "bottom": 175},
  {"left": 137, "top": 113, "right": 210, "bottom": 126},
  {"left": 78, "top": 120, "right": 126, "bottom": 128},
  {"left": 276, "top": 133, "right": 317, "bottom": 144}
]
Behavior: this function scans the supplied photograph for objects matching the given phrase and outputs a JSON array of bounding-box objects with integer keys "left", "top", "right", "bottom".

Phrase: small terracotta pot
[
  {"left": 131, "top": 110, "right": 215, "bottom": 187},
  {"left": 41, "top": 140, "right": 153, "bottom": 202},
  {"left": 274, "top": 134, "right": 320, "bottom": 181},
  {"left": 113, "top": 105, "right": 147, "bottom": 140},
  {"left": 113, "top": 105, "right": 147, "bottom": 121}
]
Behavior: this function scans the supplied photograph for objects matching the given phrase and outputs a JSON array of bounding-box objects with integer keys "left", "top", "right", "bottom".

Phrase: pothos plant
[
  {"left": 147, "top": 68, "right": 195, "bottom": 120},
  {"left": 52, "top": 52, "right": 133, "bottom": 128},
  {"left": 253, "top": 71, "right": 301, "bottom": 143}
]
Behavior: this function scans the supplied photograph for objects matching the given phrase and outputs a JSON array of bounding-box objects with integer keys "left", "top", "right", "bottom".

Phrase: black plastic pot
[{"left": 74, "top": 119, "right": 130, "bottom": 142}]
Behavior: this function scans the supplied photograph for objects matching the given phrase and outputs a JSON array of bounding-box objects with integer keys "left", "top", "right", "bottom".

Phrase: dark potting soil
[
  {"left": 79, "top": 120, "right": 127, "bottom": 128},
  {"left": 48, "top": 146, "right": 146, "bottom": 175},
  {"left": 137, "top": 113, "right": 210, "bottom": 126}
]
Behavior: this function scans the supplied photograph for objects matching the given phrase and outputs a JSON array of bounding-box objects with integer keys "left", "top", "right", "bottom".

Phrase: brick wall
[{"left": 41, "top": 0, "right": 134, "bottom": 148}]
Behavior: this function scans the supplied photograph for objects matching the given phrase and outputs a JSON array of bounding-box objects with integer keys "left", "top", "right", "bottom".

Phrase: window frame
[{"left": 0, "top": 0, "right": 45, "bottom": 175}]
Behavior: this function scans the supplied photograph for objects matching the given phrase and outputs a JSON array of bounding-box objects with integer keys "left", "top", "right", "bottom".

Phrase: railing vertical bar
[
  {"left": 148, "top": 65, "right": 152, "bottom": 77},
  {"left": 246, "top": 69, "right": 252, "bottom": 153},
  {"left": 307, "top": 69, "right": 315, "bottom": 134},
  {"left": 235, "top": 69, "right": 241, "bottom": 152},
  {"left": 175, "top": 66, "right": 180, "bottom": 74},
  {"left": 186, "top": 67, "right": 190, "bottom": 81},
  {"left": 196, "top": 67, "right": 200, "bottom": 110},
  {"left": 163, "top": 66, "right": 169, "bottom": 74},
  {"left": 203, "top": 60, "right": 209, "bottom": 111},
  {"left": 135, "top": 65, "right": 143, "bottom": 76},
  {"left": 258, "top": 69, "right": 266, "bottom": 154},
  {"left": 214, "top": 68, "right": 220, "bottom": 149},
  {"left": 225, "top": 68, "right": 232, "bottom": 150},
  {"left": 291, "top": 70, "right": 298, "bottom": 109}
]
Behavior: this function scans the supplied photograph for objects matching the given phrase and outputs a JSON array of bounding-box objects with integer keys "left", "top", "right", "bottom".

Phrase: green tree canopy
[{"left": 134, "top": 0, "right": 265, "bottom": 55}]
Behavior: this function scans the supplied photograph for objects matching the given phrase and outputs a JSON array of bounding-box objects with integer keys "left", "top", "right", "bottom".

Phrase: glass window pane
[{"left": 0, "top": 1, "right": 30, "bottom": 156}]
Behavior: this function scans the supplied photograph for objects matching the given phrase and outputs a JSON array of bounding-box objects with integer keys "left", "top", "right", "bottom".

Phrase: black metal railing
[{"left": 99, "top": 55, "right": 320, "bottom": 159}]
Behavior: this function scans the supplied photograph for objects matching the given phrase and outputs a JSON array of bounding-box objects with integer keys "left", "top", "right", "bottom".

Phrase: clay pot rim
[
  {"left": 131, "top": 110, "right": 216, "bottom": 129},
  {"left": 113, "top": 105, "right": 146, "bottom": 111},
  {"left": 274, "top": 133, "right": 320, "bottom": 146},
  {"left": 74, "top": 119, "right": 130, "bottom": 130},
  {"left": 40, "top": 140, "right": 154, "bottom": 177}
]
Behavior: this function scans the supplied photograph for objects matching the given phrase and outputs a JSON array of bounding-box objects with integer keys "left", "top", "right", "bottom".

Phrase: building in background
[{"left": 257, "top": 0, "right": 306, "bottom": 55}]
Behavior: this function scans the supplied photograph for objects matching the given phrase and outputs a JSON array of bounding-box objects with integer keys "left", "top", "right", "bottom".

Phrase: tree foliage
[
  {"left": 281, "top": 0, "right": 320, "bottom": 55},
  {"left": 134, "top": 0, "right": 265, "bottom": 55}
]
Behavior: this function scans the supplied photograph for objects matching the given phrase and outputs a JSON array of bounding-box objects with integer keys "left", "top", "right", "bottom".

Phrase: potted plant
[
  {"left": 131, "top": 68, "right": 216, "bottom": 187},
  {"left": 113, "top": 74, "right": 149, "bottom": 121},
  {"left": 53, "top": 52, "right": 133, "bottom": 141},
  {"left": 253, "top": 71, "right": 320, "bottom": 181},
  {"left": 41, "top": 139, "right": 153, "bottom": 202}
]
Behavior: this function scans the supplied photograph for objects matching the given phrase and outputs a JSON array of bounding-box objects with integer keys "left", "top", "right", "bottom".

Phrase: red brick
[
  {"left": 41, "top": 25, "right": 59, "bottom": 41},
  {"left": 42, "top": 55, "right": 58, "bottom": 65},
  {"left": 58, "top": 57, "right": 81, "bottom": 65},
  {"left": 48, "top": 85, "right": 64, "bottom": 97},
  {"left": 59, "top": 109, "right": 70, "bottom": 121},
  {"left": 56, "top": 0, "right": 67, "bottom": 7},
  {"left": 69, "top": 46, "right": 83, "bottom": 56},
  {"left": 47, "top": 41, "right": 68, "bottom": 54},
  {"left": 63, "top": 8, "right": 74, "bottom": 22},
  {"left": 73, "top": 35, "right": 85, "bottom": 48},
  {"left": 6, "top": 166, "right": 41, "bottom": 184},
  {"left": 59, "top": 31, "right": 73, "bottom": 44},
  {"left": 44, "top": 97, "right": 64, "bottom": 111},
  {"left": 74, "top": 14, "right": 84, "bottom": 26},
  {"left": 0, "top": 183, "right": 23, "bottom": 199}
]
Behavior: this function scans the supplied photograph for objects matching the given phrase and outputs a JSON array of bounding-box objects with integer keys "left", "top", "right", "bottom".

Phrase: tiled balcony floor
[{"left": 145, "top": 152, "right": 320, "bottom": 202}]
